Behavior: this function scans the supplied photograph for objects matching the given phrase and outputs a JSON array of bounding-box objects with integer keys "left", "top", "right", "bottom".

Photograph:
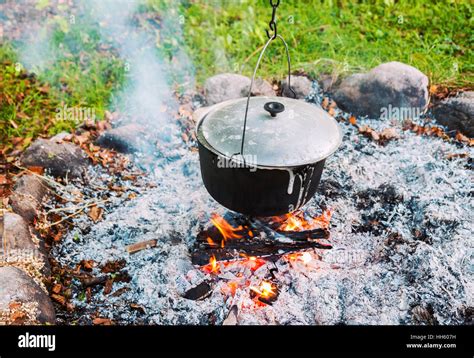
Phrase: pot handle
[{"left": 235, "top": 34, "right": 296, "bottom": 160}]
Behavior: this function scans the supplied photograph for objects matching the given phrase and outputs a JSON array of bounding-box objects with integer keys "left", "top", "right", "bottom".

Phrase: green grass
[
  {"left": 180, "top": 0, "right": 473, "bottom": 87},
  {"left": 0, "top": 14, "right": 125, "bottom": 154},
  {"left": 1, "top": 0, "right": 472, "bottom": 153}
]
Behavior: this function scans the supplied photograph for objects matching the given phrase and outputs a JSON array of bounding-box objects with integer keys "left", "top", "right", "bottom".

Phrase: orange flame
[
  {"left": 202, "top": 255, "right": 220, "bottom": 274},
  {"left": 275, "top": 209, "right": 332, "bottom": 232},
  {"left": 211, "top": 214, "right": 243, "bottom": 242},
  {"left": 250, "top": 280, "right": 277, "bottom": 300},
  {"left": 287, "top": 251, "right": 313, "bottom": 264}
]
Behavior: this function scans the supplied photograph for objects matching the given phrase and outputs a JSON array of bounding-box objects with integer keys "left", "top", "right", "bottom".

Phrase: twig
[
  {"left": 47, "top": 198, "right": 110, "bottom": 214},
  {"left": 126, "top": 239, "right": 158, "bottom": 254}
]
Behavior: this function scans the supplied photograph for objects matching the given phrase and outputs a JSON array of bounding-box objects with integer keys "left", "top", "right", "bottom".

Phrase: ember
[
  {"left": 202, "top": 255, "right": 220, "bottom": 274},
  {"left": 250, "top": 280, "right": 279, "bottom": 305},
  {"left": 274, "top": 209, "right": 332, "bottom": 232}
]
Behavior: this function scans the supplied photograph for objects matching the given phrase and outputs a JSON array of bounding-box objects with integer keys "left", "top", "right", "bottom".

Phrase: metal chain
[{"left": 266, "top": 0, "right": 280, "bottom": 39}]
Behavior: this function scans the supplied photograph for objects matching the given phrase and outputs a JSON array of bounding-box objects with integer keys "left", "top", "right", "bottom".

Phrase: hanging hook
[{"left": 265, "top": 0, "right": 280, "bottom": 40}]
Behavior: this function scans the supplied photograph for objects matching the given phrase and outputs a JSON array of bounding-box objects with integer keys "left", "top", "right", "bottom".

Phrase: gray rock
[
  {"left": 204, "top": 73, "right": 251, "bottom": 105},
  {"left": 333, "top": 61, "right": 429, "bottom": 119},
  {"left": 1, "top": 213, "right": 46, "bottom": 267},
  {"left": 21, "top": 138, "right": 88, "bottom": 179},
  {"left": 432, "top": 92, "right": 474, "bottom": 137},
  {"left": 96, "top": 124, "right": 147, "bottom": 153},
  {"left": 0, "top": 266, "right": 55, "bottom": 324},
  {"left": 205, "top": 74, "right": 277, "bottom": 105},
  {"left": 10, "top": 174, "right": 48, "bottom": 223},
  {"left": 50, "top": 131, "right": 71, "bottom": 143},
  {"left": 246, "top": 78, "right": 276, "bottom": 97},
  {"left": 281, "top": 75, "right": 313, "bottom": 99}
]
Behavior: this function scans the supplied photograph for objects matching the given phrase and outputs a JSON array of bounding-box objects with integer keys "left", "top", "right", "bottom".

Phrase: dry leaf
[
  {"left": 51, "top": 294, "right": 66, "bottom": 305},
  {"left": 10, "top": 310, "right": 26, "bottom": 321},
  {"left": 88, "top": 205, "right": 103, "bottom": 222},
  {"left": 103, "top": 279, "right": 113, "bottom": 295},
  {"left": 52, "top": 284, "right": 62, "bottom": 294},
  {"left": 27, "top": 166, "right": 44, "bottom": 175},
  {"left": 9, "top": 302, "right": 22, "bottom": 310},
  {"left": 380, "top": 127, "right": 400, "bottom": 140},
  {"left": 0, "top": 175, "right": 8, "bottom": 185},
  {"left": 81, "top": 259, "right": 95, "bottom": 271},
  {"left": 92, "top": 317, "right": 113, "bottom": 325}
]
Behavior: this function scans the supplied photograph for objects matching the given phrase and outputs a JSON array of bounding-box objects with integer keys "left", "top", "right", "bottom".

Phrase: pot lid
[{"left": 197, "top": 96, "right": 342, "bottom": 167}]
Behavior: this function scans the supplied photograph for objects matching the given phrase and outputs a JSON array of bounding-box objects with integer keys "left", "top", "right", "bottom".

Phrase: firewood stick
[{"left": 126, "top": 239, "right": 158, "bottom": 254}]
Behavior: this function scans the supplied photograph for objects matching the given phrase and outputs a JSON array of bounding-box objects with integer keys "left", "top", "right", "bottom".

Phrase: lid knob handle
[{"left": 264, "top": 101, "right": 285, "bottom": 117}]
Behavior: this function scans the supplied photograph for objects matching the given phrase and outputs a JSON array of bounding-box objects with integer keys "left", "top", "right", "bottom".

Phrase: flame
[
  {"left": 250, "top": 280, "right": 276, "bottom": 300},
  {"left": 202, "top": 255, "right": 220, "bottom": 274},
  {"left": 240, "top": 254, "right": 266, "bottom": 271},
  {"left": 275, "top": 209, "right": 332, "bottom": 232},
  {"left": 210, "top": 214, "right": 243, "bottom": 244},
  {"left": 287, "top": 251, "right": 313, "bottom": 264},
  {"left": 206, "top": 237, "right": 217, "bottom": 247}
]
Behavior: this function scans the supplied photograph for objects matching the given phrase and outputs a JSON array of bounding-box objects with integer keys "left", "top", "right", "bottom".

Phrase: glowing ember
[
  {"left": 300, "top": 251, "right": 312, "bottom": 264},
  {"left": 206, "top": 237, "right": 217, "bottom": 247},
  {"left": 202, "top": 255, "right": 220, "bottom": 274},
  {"left": 275, "top": 209, "right": 332, "bottom": 231},
  {"left": 250, "top": 280, "right": 278, "bottom": 304},
  {"left": 210, "top": 213, "right": 243, "bottom": 243}
]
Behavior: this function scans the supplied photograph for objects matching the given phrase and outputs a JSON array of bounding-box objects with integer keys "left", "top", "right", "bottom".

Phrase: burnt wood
[{"left": 192, "top": 220, "right": 331, "bottom": 266}]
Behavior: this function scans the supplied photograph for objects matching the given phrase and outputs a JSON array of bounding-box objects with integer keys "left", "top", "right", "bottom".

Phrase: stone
[
  {"left": 333, "top": 61, "right": 429, "bottom": 119},
  {"left": 9, "top": 174, "right": 48, "bottom": 223},
  {"left": 281, "top": 75, "right": 313, "bottom": 99},
  {"left": 0, "top": 266, "right": 55, "bottom": 324},
  {"left": 432, "top": 91, "right": 474, "bottom": 137},
  {"left": 204, "top": 73, "right": 251, "bottom": 105},
  {"left": 1, "top": 213, "right": 47, "bottom": 269},
  {"left": 21, "top": 138, "right": 88, "bottom": 179},
  {"left": 96, "top": 124, "right": 147, "bottom": 153},
  {"left": 246, "top": 78, "right": 276, "bottom": 97}
]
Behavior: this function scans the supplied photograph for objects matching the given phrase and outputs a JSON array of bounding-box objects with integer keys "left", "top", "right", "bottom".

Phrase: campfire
[{"left": 190, "top": 209, "right": 333, "bottom": 306}]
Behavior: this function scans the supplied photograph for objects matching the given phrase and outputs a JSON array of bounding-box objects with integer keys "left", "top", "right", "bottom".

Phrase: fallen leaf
[
  {"left": 51, "top": 294, "right": 66, "bottom": 305},
  {"left": 349, "top": 116, "right": 357, "bottom": 125},
  {"left": 0, "top": 175, "right": 8, "bottom": 185},
  {"left": 103, "top": 279, "right": 113, "bottom": 295},
  {"left": 81, "top": 259, "right": 95, "bottom": 271},
  {"left": 52, "top": 284, "right": 62, "bottom": 294},
  {"left": 380, "top": 127, "right": 400, "bottom": 140},
  {"left": 88, "top": 205, "right": 103, "bottom": 222},
  {"left": 10, "top": 311, "right": 26, "bottom": 321},
  {"left": 92, "top": 317, "right": 113, "bottom": 325},
  {"left": 27, "top": 166, "right": 44, "bottom": 175},
  {"left": 9, "top": 302, "right": 22, "bottom": 310}
]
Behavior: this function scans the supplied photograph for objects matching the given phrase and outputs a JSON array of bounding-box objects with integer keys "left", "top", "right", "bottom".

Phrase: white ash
[{"left": 53, "top": 85, "right": 472, "bottom": 325}]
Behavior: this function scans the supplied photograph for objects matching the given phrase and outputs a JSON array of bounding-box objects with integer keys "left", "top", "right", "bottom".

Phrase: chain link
[{"left": 266, "top": 0, "right": 280, "bottom": 39}]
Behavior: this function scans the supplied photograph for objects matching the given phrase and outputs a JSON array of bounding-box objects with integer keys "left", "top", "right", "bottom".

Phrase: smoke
[{"left": 15, "top": 0, "right": 194, "bottom": 146}]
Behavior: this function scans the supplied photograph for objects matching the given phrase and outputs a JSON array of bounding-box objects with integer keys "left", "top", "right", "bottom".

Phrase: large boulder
[
  {"left": 0, "top": 266, "right": 55, "bottom": 324},
  {"left": 96, "top": 124, "right": 147, "bottom": 153},
  {"left": 432, "top": 91, "right": 474, "bottom": 137},
  {"left": 21, "top": 138, "right": 88, "bottom": 179},
  {"left": 333, "top": 62, "right": 429, "bottom": 119},
  {"left": 281, "top": 75, "right": 313, "bottom": 99},
  {"left": 9, "top": 174, "right": 48, "bottom": 223}
]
